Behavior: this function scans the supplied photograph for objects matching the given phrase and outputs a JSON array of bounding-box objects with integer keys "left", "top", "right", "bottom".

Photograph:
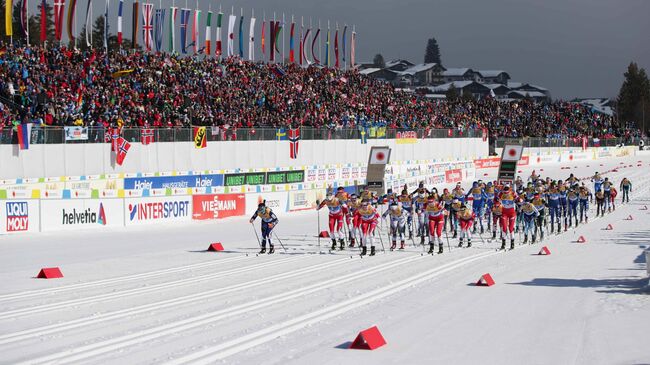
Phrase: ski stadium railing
[{"left": 0, "top": 127, "right": 481, "bottom": 144}]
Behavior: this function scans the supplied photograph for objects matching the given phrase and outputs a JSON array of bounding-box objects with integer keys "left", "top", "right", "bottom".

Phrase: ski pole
[
  {"left": 317, "top": 204, "right": 321, "bottom": 254},
  {"left": 250, "top": 222, "right": 262, "bottom": 250},
  {"left": 273, "top": 231, "right": 288, "bottom": 252},
  {"left": 444, "top": 223, "right": 452, "bottom": 253},
  {"left": 377, "top": 223, "right": 386, "bottom": 253}
]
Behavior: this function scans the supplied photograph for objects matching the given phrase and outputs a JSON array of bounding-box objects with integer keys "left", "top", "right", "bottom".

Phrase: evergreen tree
[
  {"left": 373, "top": 53, "right": 385, "bottom": 68},
  {"left": 424, "top": 37, "right": 442, "bottom": 64},
  {"left": 617, "top": 62, "right": 650, "bottom": 133},
  {"left": 446, "top": 84, "right": 459, "bottom": 100}
]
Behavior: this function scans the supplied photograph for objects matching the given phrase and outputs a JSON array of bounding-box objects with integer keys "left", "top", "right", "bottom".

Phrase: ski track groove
[
  {"left": 0, "top": 255, "right": 305, "bottom": 320},
  {"left": 0, "top": 256, "right": 352, "bottom": 346},
  {"left": 0, "top": 255, "right": 250, "bottom": 302},
  {"left": 20, "top": 254, "right": 427, "bottom": 364}
]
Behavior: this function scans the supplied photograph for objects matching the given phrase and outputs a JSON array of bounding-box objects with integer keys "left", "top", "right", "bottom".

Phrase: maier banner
[{"left": 192, "top": 194, "right": 246, "bottom": 220}]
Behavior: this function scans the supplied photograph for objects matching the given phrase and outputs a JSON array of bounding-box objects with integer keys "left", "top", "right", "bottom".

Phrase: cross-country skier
[
  {"left": 567, "top": 184, "right": 579, "bottom": 227},
  {"left": 457, "top": 204, "right": 476, "bottom": 248},
  {"left": 602, "top": 178, "right": 613, "bottom": 212},
  {"left": 595, "top": 189, "right": 606, "bottom": 217},
  {"left": 354, "top": 200, "right": 380, "bottom": 256},
  {"left": 347, "top": 194, "right": 361, "bottom": 247},
  {"left": 414, "top": 190, "right": 428, "bottom": 245},
  {"left": 578, "top": 185, "right": 591, "bottom": 223},
  {"left": 382, "top": 201, "right": 407, "bottom": 250},
  {"left": 499, "top": 184, "right": 519, "bottom": 250},
  {"left": 546, "top": 182, "right": 561, "bottom": 233},
  {"left": 558, "top": 180, "right": 569, "bottom": 231},
  {"left": 491, "top": 198, "right": 504, "bottom": 241},
  {"left": 249, "top": 202, "right": 279, "bottom": 254},
  {"left": 466, "top": 182, "right": 488, "bottom": 234},
  {"left": 620, "top": 178, "right": 632, "bottom": 203},
  {"left": 441, "top": 188, "right": 454, "bottom": 232},
  {"left": 531, "top": 193, "right": 547, "bottom": 241},
  {"left": 450, "top": 198, "right": 462, "bottom": 238},
  {"left": 521, "top": 200, "right": 540, "bottom": 244},
  {"left": 397, "top": 189, "right": 415, "bottom": 239},
  {"left": 317, "top": 192, "right": 347, "bottom": 251},
  {"left": 424, "top": 194, "right": 446, "bottom": 254},
  {"left": 485, "top": 182, "right": 496, "bottom": 231}
]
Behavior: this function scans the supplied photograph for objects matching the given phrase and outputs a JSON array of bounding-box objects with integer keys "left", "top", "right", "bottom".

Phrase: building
[
  {"left": 438, "top": 68, "right": 481, "bottom": 84},
  {"left": 477, "top": 70, "right": 511, "bottom": 84},
  {"left": 399, "top": 63, "right": 446, "bottom": 86}
]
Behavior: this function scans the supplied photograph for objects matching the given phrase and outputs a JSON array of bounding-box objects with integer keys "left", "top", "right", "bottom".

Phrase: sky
[{"left": 38, "top": 0, "right": 650, "bottom": 99}]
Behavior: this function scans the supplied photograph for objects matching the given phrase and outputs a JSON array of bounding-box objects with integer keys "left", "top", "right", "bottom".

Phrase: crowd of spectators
[{"left": 0, "top": 44, "right": 641, "bottom": 141}]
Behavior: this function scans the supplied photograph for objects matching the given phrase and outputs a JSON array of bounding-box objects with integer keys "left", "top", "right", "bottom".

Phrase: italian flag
[{"left": 205, "top": 11, "right": 212, "bottom": 55}]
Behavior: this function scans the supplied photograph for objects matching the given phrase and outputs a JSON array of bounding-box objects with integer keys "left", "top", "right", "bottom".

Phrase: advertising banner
[
  {"left": 64, "top": 126, "right": 89, "bottom": 141},
  {"left": 288, "top": 189, "right": 324, "bottom": 211},
  {"left": 0, "top": 200, "right": 40, "bottom": 234},
  {"left": 192, "top": 194, "right": 246, "bottom": 220},
  {"left": 396, "top": 131, "right": 418, "bottom": 144},
  {"left": 245, "top": 191, "right": 288, "bottom": 214},
  {"left": 445, "top": 169, "right": 463, "bottom": 184},
  {"left": 125, "top": 196, "right": 192, "bottom": 226},
  {"left": 124, "top": 174, "right": 224, "bottom": 190},
  {"left": 474, "top": 157, "right": 501, "bottom": 169},
  {"left": 40, "top": 198, "right": 123, "bottom": 231}
]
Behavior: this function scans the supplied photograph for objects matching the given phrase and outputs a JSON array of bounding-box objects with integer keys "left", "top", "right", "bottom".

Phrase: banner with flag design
[
  {"left": 289, "top": 128, "right": 300, "bottom": 159},
  {"left": 132, "top": 1, "right": 139, "bottom": 49},
  {"left": 117, "top": 0, "right": 123, "bottom": 44},
  {"left": 85, "top": 0, "right": 93, "bottom": 47},
  {"left": 227, "top": 14, "right": 236, "bottom": 56},
  {"left": 342, "top": 25, "right": 347, "bottom": 68},
  {"left": 289, "top": 22, "right": 295, "bottom": 63},
  {"left": 20, "top": 0, "right": 28, "bottom": 40},
  {"left": 193, "top": 127, "right": 207, "bottom": 148},
  {"left": 192, "top": 9, "right": 200, "bottom": 53},
  {"left": 238, "top": 14, "right": 244, "bottom": 58},
  {"left": 141, "top": 128, "right": 154, "bottom": 145},
  {"left": 40, "top": 0, "right": 47, "bottom": 42},
  {"left": 66, "top": 0, "right": 76, "bottom": 42},
  {"left": 168, "top": 6, "right": 177, "bottom": 52},
  {"left": 142, "top": 3, "right": 154, "bottom": 51},
  {"left": 205, "top": 11, "right": 212, "bottom": 54},
  {"left": 215, "top": 12, "right": 223, "bottom": 56},
  {"left": 180, "top": 8, "right": 190, "bottom": 53},
  {"left": 16, "top": 124, "right": 32, "bottom": 150},
  {"left": 115, "top": 137, "right": 131, "bottom": 166},
  {"left": 154, "top": 8, "right": 165, "bottom": 52},
  {"left": 248, "top": 16, "right": 256, "bottom": 60}
]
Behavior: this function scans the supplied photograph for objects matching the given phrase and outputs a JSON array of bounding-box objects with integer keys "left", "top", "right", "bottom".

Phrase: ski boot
[
  {"left": 360, "top": 246, "right": 367, "bottom": 256},
  {"left": 523, "top": 234, "right": 528, "bottom": 244},
  {"left": 540, "top": 231, "right": 544, "bottom": 240},
  {"left": 492, "top": 231, "right": 497, "bottom": 240},
  {"left": 557, "top": 223, "right": 561, "bottom": 234},
  {"left": 500, "top": 238, "right": 506, "bottom": 250},
  {"left": 532, "top": 235, "right": 536, "bottom": 244},
  {"left": 480, "top": 226, "right": 484, "bottom": 234},
  {"left": 399, "top": 241, "right": 405, "bottom": 250},
  {"left": 330, "top": 239, "right": 337, "bottom": 251},
  {"left": 438, "top": 243, "right": 443, "bottom": 254},
  {"left": 349, "top": 238, "right": 356, "bottom": 248},
  {"left": 510, "top": 239, "right": 515, "bottom": 250},
  {"left": 339, "top": 239, "right": 345, "bottom": 251},
  {"left": 467, "top": 239, "right": 472, "bottom": 248},
  {"left": 369, "top": 246, "right": 376, "bottom": 256},
  {"left": 420, "top": 236, "right": 425, "bottom": 245},
  {"left": 409, "top": 231, "right": 413, "bottom": 240},
  {"left": 453, "top": 230, "right": 458, "bottom": 239},
  {"left": 390, "top": 241, "right": 397, "bottom": 251},
  {"left": 458, "top": 238, "right": 464, "bottom": 248},
  {"left": 551, "top": 223, "right": 554, "bottom": 234},
  {"left": 268, "top": 246, "right": 275, "bottom": 254},
  {"left": 259, "top": 240, "right": 267, "bottom": 254},
  {"left": 428, "top": 243, "right": 435, "bottom": 254}
]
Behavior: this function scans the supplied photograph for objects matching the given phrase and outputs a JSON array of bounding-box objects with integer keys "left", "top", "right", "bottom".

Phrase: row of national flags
[{"left": 4, "top": 0, "right": 357, "bottom": 68}]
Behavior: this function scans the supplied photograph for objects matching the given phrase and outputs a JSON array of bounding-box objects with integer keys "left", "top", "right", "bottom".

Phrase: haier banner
[{"left": 124, "top": 174, "right": 225, "bottom": 190}]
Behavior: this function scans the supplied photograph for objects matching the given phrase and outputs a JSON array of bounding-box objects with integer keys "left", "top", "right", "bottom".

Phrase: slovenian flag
[{"left": 17, "top": 124, "right": 32, "bottom": 150}]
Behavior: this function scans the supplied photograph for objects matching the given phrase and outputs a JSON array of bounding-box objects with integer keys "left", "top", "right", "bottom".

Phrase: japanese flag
[
  {"left": 502, "top": 145, "right": 523, "bottom": 161},
  {"left": 369, "top": 147, "right": 390, "bottom": 165}
]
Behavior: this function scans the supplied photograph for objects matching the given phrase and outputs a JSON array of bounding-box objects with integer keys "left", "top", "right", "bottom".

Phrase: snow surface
[{"left": 1, "top": 156, "right": 649, "bottom": 365}]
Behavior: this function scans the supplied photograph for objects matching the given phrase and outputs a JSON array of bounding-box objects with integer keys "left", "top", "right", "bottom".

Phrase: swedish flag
[
  {"left": 360, "top": 128, "right": 367, "bottom": 144},
  {"left": 276, "top": 128, "right": 287, "bottom": 140}
]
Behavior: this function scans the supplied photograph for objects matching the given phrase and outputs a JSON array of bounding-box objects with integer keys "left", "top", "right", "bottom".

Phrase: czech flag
[{"left": 17, "top": 123, "right": 32, "bottom": 150}]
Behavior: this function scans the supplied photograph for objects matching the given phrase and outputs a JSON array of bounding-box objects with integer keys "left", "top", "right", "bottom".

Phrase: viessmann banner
[{"left": 192, "top": 194, "right": 246, "bottom": 220}]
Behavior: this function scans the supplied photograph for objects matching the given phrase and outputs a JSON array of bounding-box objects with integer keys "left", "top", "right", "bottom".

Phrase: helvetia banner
[{"left": 40, "top": 199, "right": 123, "bottom": 231}]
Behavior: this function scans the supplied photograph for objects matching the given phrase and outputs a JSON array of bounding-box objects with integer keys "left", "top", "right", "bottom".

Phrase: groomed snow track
[{"left": 1, "top": 155, "right": 649, "bottom": 364}]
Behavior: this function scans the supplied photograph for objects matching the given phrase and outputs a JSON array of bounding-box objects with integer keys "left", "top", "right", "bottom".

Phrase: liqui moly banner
[
  {"left": 192, "top": 194, "right": 246, "bottom": 220},
  {"left": 0, "top": 200, "right": 40, "bottom": 234}
]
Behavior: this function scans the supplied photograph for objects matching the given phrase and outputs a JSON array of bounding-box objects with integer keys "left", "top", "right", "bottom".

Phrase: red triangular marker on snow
[
  {"left": 36, "top": 267, "right": 63, "bottom": 279},
  {"left": 349, "top": 326, "right": 387, "bottom": 350},
  {"left": 538, "top": 246, "right": 551, "bottom": 255},
  {"left": 576, "top": 236, "right": 587, "bottom": 243},
  {"left": 624, "top": 215, "right": 633, "bottom": 221},
  {"left": 318, "top": 231, "right": 330, "bottom": 238},
  {"left": 207, "top": 243, "right": 224, "bottom": 251},
  {"left": 641, "top": 206, "right": 648, "bottom": 211},
  {"left": 604, "top": 224, "right": 613, "bottom": 230},
  {"left": 476, "top": 273, "right": 495, "bottom": 286}
]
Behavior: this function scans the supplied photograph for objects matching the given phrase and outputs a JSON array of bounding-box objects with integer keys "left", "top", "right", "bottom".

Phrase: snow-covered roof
[
  {"left": 385, "top": 59, "right": 414, "bottom": 68},
  {"left": 442, "top": 68, "right": 473, "bottom": 76},
  {"left": 478, "top": 70, "right": 509, "bottom": 78},
  {"left": 507, "top": 90, "right": 547, "bottom": 98},
  {"left": 507, "top": 82, "right": 548, "bottom": 92},
  {"left": 359, "top": 68, "right": 381, "bottom": 75},
  {"left": 430, "top": 81, "right": 476, "bottom": 92},
  {"left": 402, "top": 63, "right": 442, "bottom": 75},
  {"left": 484, "top": 83, "right": 511, "bottom": 90},
  {"left": 572, "top": 98, "right": 614, "bottom": 116}
]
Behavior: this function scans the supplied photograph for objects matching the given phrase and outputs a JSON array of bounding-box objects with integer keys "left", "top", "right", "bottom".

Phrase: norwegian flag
[
  {"left": 109, "top": 128, "right": 121, "bottom": 152},
  {"left": 116, "top": 137, "right": 131, "bottom": 166},
  {"left": 141, "top": 128, "right": 154, "bottom": 145},
  {"left": 288, "top": 128, "right": 300, "bottom": 159},
  {"left": 142, "top": 3, "right": 154, "bottom": 51}
]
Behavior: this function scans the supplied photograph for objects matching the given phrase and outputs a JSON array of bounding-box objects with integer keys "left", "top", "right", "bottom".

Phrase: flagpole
[
  {"left": 251, "top": 8, "right": 254, "bottom": 62},
  {"left": 273, "top": 11, "right": 276, "bottom": 64},
  {"left": 282, "top": 13, "right": 285, "bottom": 64},
  {"left": 318, "top": 19, "right": 321, "bottom": 64}
]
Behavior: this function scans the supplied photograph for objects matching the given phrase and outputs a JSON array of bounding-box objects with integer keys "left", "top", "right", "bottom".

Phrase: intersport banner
[
  {"left": 40, "top": 198, "right": 123, "bottom": 231},
  {"left": 125, "top": 196, "right": 191, "bottom": 226},
  {"left": 192, "top": 194, "right": 246, "bottom": 220}
]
